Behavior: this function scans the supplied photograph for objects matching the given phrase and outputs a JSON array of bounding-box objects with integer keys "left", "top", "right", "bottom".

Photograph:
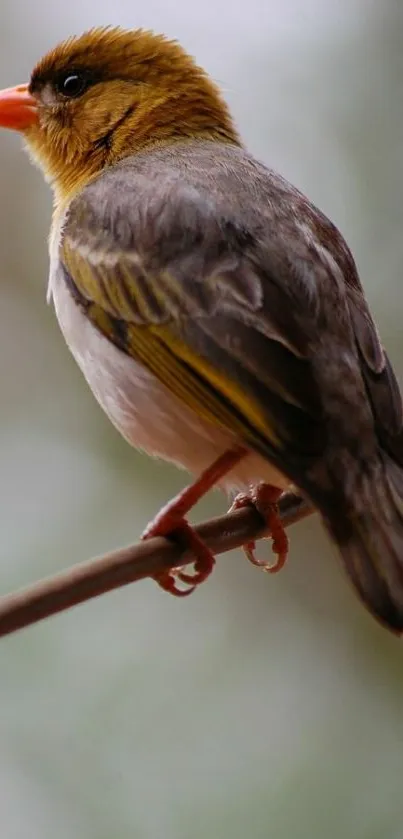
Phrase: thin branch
[{"left": 0, "top": 492, "right": 314, "bottom": 638}]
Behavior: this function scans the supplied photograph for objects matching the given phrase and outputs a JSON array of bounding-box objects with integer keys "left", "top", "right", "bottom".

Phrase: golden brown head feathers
[{"left": 24, "top": 26, "right": 240, "bottom": 201}]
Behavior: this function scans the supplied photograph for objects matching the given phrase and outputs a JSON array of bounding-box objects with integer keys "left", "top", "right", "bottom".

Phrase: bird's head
[{"left": 0, "top": 26, "right": 240, "bottom": 202}]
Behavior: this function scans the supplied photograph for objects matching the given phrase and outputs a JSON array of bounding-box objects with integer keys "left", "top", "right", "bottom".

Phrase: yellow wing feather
[{"left": 61, "top": 239, "right": 280, "bottom": 451}]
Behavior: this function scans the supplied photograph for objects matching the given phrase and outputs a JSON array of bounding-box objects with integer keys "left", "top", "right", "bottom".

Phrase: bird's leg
[
  {"left": 229, "top": 482, "right": 289, "bottom": 573},
  {"left": 141, "top": 445, "right": 248, "bottom": 596}
]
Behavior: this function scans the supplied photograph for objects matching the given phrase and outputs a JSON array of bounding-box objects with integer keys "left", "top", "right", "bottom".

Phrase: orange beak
[{"left": 0, "top": 84, "right": 38, "bottom": 131}]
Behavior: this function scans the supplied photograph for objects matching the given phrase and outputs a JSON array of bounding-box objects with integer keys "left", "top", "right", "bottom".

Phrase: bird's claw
[
  {"left": 229, "top": 483, "right": 289, "bottom": 573},
  {"left": 141, "top": 446, "right": 247, "bottom": 595},
  {"left": 153, "top": 570, "right": 196, "bottom": 597},
  {"left": 141, "top": 514, "right": 215, "bottom": 597}
]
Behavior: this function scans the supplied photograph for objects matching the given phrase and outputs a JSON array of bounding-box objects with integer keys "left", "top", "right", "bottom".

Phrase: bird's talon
[
  {"left": 242, "top": 540, "right": 257, "bottom": 564},
  {"left": 230, "top": 483, "right": 289, "bottom": 574},
  {"left": 142, "top": 510, "right": 216, "bottom": 596},
  {"left": 177, "top": 558, "right": 215, "bottom": 586},
  {"left": 176, "top": 570, "right": 197, "bottom": 585},
  {"left": 154, "top": 571, "right": 196, "bottom": 597}
]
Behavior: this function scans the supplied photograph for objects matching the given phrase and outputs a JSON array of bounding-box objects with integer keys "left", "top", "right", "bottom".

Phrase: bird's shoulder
[
  {"left": 62, "top": 139, "right": 362, "bottom": 313},
  {"left": 61, "top": 139, "right": 355, "bottom": 328},
  {"left": 62, "top": 140, "right": 282, "bottom": 256}
]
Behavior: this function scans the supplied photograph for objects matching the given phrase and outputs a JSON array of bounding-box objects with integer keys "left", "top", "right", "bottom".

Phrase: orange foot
[
  {"left": 229, "top": 483, "right": 289, "bottom": 573},
  {"left": 141, "top": 445, "right": 247, "bottom": 596},
  {"left": 143, "top": 517, "right": 215, "bottom": 597}
]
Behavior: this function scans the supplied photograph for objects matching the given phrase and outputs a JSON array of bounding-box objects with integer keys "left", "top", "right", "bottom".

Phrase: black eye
[{"left": 56, "top": 72, "right": 88, "bottom": 98}]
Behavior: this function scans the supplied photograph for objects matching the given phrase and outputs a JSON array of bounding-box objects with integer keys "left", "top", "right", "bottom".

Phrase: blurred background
[{"left": 0, "top": 1, "right": 403, "bottom": 837}]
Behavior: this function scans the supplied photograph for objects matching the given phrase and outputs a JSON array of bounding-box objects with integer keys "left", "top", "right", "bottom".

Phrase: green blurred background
[{"left": 0, "top": 2, "right": 403, "bottom": 837}]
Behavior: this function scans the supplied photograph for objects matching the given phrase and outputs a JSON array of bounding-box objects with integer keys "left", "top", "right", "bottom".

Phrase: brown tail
[{"left": 323, "top": 453, "right": 403, "bottom": 633}]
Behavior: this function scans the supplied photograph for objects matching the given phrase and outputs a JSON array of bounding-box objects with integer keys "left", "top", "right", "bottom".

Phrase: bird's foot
[
  {"left": 229, "top": 482, "right": 289, "bottom": 573},
  {"left": 142, "top": 445, "right": 247, "bottom": 596},
  {"left": 142, "top": 513, "right": 216, "bottom": 597}
]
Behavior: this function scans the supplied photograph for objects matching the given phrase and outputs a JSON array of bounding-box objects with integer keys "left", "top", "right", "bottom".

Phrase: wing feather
[{"left": 58, "top": 147, "right": 403, "bottom": 483}]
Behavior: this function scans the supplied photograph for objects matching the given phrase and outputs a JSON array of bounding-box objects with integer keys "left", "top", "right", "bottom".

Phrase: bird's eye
[{"left": 56, "top": 72, "right": 88, "bottom": 98}]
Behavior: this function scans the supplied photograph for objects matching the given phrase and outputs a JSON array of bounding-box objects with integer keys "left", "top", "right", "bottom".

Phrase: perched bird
[{"left": 0, "top": 27, "right": 403, "bottom": 632}]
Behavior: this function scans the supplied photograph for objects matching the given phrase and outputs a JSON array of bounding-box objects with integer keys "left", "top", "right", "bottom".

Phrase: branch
[{"left": 0, "top": 492, "right": 314, "bottom": 638}]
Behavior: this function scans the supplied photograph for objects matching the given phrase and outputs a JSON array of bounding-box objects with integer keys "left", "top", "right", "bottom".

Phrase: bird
[{"left": 0, "top": 26, "right": 403, "bottom": 633}]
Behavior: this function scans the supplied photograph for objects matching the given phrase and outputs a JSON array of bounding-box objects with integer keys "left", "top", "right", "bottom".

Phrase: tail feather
[{"left": 324, "top": 453, "right": 403, "bottom": 633}]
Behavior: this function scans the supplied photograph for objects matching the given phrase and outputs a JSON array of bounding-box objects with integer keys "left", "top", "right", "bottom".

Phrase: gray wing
[{"left": 60, "top": 141, "right": 403, "bottom": 487}]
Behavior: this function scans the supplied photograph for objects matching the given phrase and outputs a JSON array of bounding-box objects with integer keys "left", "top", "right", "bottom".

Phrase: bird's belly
[{"left": 51, "top": 276, "right": 289, "bottom": 493}]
